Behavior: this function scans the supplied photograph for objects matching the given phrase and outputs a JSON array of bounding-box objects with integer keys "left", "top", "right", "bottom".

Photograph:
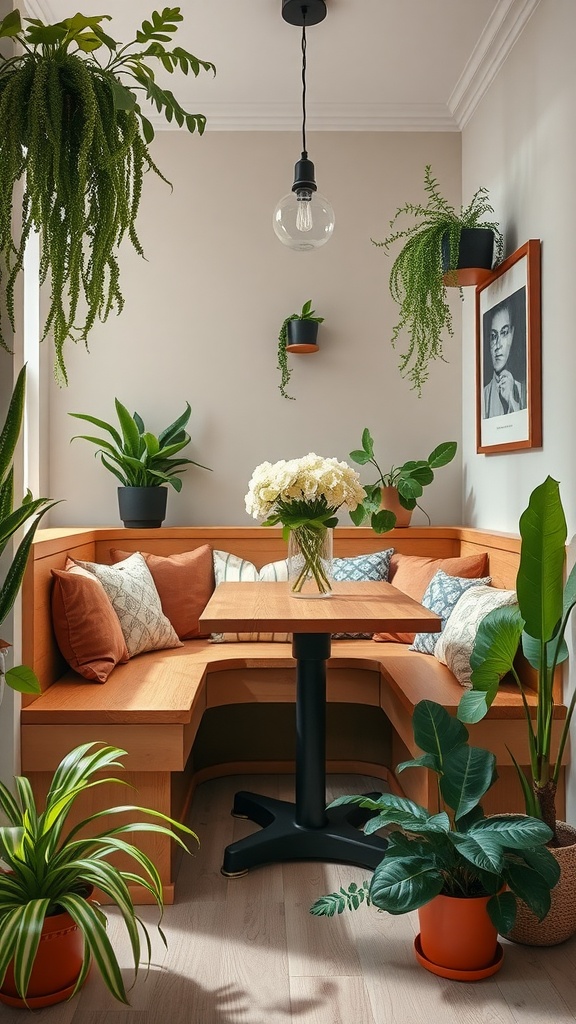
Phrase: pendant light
[{"left": 273, "top": 0, "right": 335, "bottom": 251}]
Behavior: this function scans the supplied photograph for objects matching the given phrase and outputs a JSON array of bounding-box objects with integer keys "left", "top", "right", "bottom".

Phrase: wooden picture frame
[{"left": 476, "top": 239, "right": 541, "bottom": 454}]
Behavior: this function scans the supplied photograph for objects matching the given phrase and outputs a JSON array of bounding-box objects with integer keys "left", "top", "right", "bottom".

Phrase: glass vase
[{"left": 287, "top": 526, "right": 333, "bottom": 598}]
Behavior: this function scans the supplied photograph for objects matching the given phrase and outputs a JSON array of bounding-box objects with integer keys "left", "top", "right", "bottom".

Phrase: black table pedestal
[{"left": 221, "top": 632, "right": 388, "bottom": 876}]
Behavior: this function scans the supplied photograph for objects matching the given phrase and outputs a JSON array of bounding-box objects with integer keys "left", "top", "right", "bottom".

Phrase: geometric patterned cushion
[
  {"left": 410, "top": 569, "right": 491, "bottom": 655},
  {"left": 332, "top": 548, "right": 395, "bottom": 638},
  {"left": 434, "top": 584, "right": 518, "bottom": 686},
  {"left": 73, "top": 552, "right": 182, "bottom": 657}
]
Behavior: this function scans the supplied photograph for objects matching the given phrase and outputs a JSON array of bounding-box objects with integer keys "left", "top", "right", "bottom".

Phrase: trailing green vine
[
  {"left": 0, "top": 8, "right": 215, "bottom": 384},
  {"left": 277, "top": 300, "right": 324, "bottom": 400}
]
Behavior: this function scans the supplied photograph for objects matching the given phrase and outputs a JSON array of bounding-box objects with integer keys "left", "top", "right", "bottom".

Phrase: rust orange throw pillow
[
  {"left": 373, "top": 551, "right": 489, "bottom": 644},
  {"left": 51, "top": 568, "right": 129, "bottom": 682},
  {"left": 110, "top": 544, "right": 215, "bottom": 640}
]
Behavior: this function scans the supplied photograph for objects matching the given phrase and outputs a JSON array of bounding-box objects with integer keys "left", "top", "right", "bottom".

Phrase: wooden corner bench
[{"left": 21, "top": 526, "right": 568, "bottom": 902}]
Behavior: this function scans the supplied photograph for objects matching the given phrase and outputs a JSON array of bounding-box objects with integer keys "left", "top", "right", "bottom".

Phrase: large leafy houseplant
[
  {"left": 70, "top": 399, "right": 211, "bottom": 490},
  {"left": 0, "top": 8, "right": 215, "bottom": 384},
  {"left": 1, "top": 365, "right": 55, "bottom": 695},
  {"left": 372, "top": 165, "right": 503, "bottom": 394},
  {"left": 277, "top": 300, "right": 324, "bottom": 400},
  {"left": 310, "top": 700, "right": 559, "bottom": 935},
  {"left": 458, "top": 476, "right": 576, "bottom": 840},
  {"left": 0, "top": 742, "right": 198, "bottom": 1005},
  {"left": 349, "top": 427, "right": 457, "bottom": 533}
]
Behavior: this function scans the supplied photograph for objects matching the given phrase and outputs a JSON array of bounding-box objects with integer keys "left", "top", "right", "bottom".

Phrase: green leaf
[
  {"left": 349, "top": 450, "right": 372, "bottom": 465},
  {"left": 517, "top": 476, "right": 565, "bottom": 642},
  {"left": 361, "top": 428, "right": 374, "bottom": 456},
  {"left": 310, "top": 881, "right": 371, "bottom": 917},
  {"left": 440, "top": 744, "right": 496, "bottom": 818},
  {"left": 449, "top": 832, "right": 504, "bottom": 873},
  {"left": 516, "top": 844, "right": 561, "bottom": 888},
  {"left": 487, "top": 890, "right": 518, "bottom": 933},
  {"left": 504, "top": 863, "right": 553, "bottom": 922},
  {"left": 0, "top": 365, "right": 25, "bottom": 484},
  {"left": 4, "top": 666, "right": 41, "bottom": 695},
  {"left": 370, "top": 509, "right": 396, "bottom": 534},
  {"left": 0, "top": 9, "right": 22, "bottom": 39},
  {"left": 349, "top": 505, "right": 367, "bottom": 526},
  {"left": 369, "top": 856, "right": 445, "bottom": 914},
  {"left": 427, "top": 441, "right": 457, "bottom": 469},
  {"left": 412, "top": 700, "right": 468, "bottom": 761}
]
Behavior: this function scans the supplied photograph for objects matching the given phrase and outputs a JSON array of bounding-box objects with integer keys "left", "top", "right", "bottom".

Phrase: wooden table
[{"left": 199, "top": 580, "right": 441, "bottom": 876}]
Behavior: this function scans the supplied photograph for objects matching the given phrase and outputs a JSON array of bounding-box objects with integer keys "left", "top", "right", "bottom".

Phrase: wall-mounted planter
[
  {"left": 441, "top": 228, "right": 495, "bottom": 287},
  {"left": 285, "top": 319, "right": 320, "bottom": 353}
]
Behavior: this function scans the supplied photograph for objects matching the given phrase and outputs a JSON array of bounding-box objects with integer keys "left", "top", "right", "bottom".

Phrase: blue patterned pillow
[
  {"left": 410, "top": 568, "right": 491, "bottom": 655},
  {"left": 332, "top": 548, "right": 394, "bottom": 639}
]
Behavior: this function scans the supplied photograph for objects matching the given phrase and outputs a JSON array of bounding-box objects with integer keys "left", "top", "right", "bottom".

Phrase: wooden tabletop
[{"left": 199, "top": 581, "right": 442, "bottom": 635}]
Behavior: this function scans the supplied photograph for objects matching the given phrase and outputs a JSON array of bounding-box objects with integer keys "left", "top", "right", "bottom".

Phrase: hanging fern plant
[{"left": 0, "top": 8, "right": 215, "bottom": 384}]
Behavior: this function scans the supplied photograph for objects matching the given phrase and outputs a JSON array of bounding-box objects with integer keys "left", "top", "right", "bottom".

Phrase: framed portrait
[{"left": 476, "top": 239, "right": 541, "bottom": 454}]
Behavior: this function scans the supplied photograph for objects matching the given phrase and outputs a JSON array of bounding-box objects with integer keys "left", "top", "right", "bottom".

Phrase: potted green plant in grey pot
[
  {"left": 0, "top": 742, "right": 198, "bottom": 1007},
  {"left": 310, "top": 700, "right": 559, "bottom": 980},
  {"left": 457, "top": 475, "right": 576, "bottom": 945},
  {"left": 0, "top": 8, "right": 215, "bottom": 383},
  {"left": 1, "top": 365, "right": 56, "bottom": 696},
  {"left": 372, "top": 165, "right": 503, "bottom": 393},
  {"left": 277, "top": 300, "right": 324, "bottom": 400},
  {"left": 349, "top": 427, "right": 457, "bottom": 531},
  {"left": 70, "top": 399, "right": 211, "bottom": 527}
]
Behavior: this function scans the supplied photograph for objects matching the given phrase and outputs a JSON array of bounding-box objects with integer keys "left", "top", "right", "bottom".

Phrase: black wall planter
[
  {"left": 441, "top": 227, "right": 494, "bottom": 287},
  {"left": 286, "top": 319, "right": 319, "bottom": 353},
  {"left": 117, "top": 486, "right": 168, "bottom": 528}
]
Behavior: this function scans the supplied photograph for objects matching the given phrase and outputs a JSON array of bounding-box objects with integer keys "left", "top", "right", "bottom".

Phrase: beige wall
[
  {"left": 47, "top": 131, "right": 463, "bottom": 528},
  {"left": 461, "top": 0, "right": 576, "bottom": 821}
]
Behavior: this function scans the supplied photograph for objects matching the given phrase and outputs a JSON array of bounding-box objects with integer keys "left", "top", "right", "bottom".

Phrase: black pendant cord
[{"left": 301, "top": 21, "right": 307, "bottom": 159}]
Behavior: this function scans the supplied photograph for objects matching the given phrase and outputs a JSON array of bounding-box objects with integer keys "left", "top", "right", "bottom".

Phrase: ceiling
[{"left": 27, "top": 0, "right": 539, "bottom": 130}]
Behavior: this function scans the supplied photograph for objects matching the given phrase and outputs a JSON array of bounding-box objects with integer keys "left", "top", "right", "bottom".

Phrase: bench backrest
[{"left": 23, "top": 525, "right": 525, "bottom": 695}]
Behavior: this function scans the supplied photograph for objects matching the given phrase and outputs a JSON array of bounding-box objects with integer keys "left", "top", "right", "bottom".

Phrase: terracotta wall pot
[
  {"left": 441, "top": 227, "right": 494, "bottom": 287},
  {"left": 286, "top": 319, "right": 319, "bottom": 353},
  {"left": 506, "top": 821, "right": 576, "bottom": 946},
  {"left": 418, "top": 893, "right": 499, "bottom": 972},
  {"left": 380, "top": 486, "right": 412, "bottom": 528},
  {"left": 117, "top": 485, "right": 168, "bottom": 528},
  {"left": 0, "top": 906, "right": 88, "bottom": 1008}
]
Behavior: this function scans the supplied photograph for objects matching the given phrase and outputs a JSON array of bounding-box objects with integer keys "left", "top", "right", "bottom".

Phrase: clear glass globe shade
[{"left": 273, "top": 190, "right": 335, "bottom": 250}]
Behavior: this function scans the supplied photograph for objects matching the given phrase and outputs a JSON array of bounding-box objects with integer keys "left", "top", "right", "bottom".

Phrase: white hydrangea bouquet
[{"left": 245, "top": 453, "right": 365, "bottom": 596}]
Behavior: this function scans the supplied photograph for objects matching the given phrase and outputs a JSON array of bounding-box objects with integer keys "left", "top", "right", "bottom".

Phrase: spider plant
[{"left": 0, "top": 742, "right": 198, "bottom": 1005}]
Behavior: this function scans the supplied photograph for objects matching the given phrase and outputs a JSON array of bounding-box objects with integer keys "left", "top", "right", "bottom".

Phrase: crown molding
[
  {"left": 156, "top": 103, "right": 459, "bottom": 132},
  {"left": 449, "top": 0, "right": 541, "bottom": 129}
]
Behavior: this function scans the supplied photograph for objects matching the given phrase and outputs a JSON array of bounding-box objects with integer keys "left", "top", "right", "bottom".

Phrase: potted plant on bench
[
  {"left": 1, "top": 365, "right": 55, "bottom": 696},
  {"left": 348, "top": 427, "right": 457, "bottom": 532},
  {"left": 310, "top": 700, "right": 558, "bottom": 980},
  {"left": 372, "top": 165, "right": 503, "bottom": 394},
  {"left": 0, "top": 742, "right": 198, "bottom": 1008},
  {"left": 70, "top": 399, "right": 211, "bottom": 527},
  {"left": 457, "top": 475, "right": 576, "bottom": 946}
]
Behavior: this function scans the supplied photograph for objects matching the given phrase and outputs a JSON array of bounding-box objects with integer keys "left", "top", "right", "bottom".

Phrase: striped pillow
[{"left": 211, "top": 550, "right": 291, "bottom": 642}]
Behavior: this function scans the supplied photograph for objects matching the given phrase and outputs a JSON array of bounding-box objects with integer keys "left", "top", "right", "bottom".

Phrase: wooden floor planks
[{"left": 3, "top": 774, "right": 576, "bottom": 1024}]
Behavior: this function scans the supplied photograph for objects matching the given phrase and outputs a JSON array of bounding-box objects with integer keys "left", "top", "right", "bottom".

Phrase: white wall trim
[{"left": 449, "top": 0, "right": 541, "bottom": 129}]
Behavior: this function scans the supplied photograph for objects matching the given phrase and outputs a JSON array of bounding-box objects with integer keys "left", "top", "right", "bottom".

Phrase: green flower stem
[{"left": 289, "top": 525, "right": 332, "bottom": 595}]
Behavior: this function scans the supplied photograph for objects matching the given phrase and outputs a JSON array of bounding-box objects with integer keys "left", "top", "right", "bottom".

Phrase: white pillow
[
  {"left": 211, "top": 550, "right": 290, "bottom": 642},
  {"left": 73, "top": 552, "right": 182, "bottom": 657},
  {"left": 434, "top": 584, "right": 517, "bottom": 687}
]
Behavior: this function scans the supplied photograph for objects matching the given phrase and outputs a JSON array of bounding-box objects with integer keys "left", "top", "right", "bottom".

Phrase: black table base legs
[{"left": 221, "top": 632, "right": 389, "bottom": 877}]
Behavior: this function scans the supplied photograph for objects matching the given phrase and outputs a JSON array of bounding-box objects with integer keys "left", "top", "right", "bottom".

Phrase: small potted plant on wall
[
  {"left": 70, "top": 399, "right": 211, "bottom": 527},
  {"left": 0, "top": 742, "right": 198, "bottom": 1008},
  {"left": 348, "top": 427, "right": 457, "bottom": 531},
  {"left": 0, "top": 365, "right": 55, "bottom": 696},
  {"left": 372, "top": 165, "right": 504, "bottom": 394},
  {"left": 0, "top": 8, "right": 215, "bottom": 384},
  {"left": 458, "top": 476, "right": 576, "bottom": 946},
  {"left": 277, "top": 299, "right": 324, "bottom": 400},
  {"left": 310, "top": 700, "right": 559, "bottom": 981}
]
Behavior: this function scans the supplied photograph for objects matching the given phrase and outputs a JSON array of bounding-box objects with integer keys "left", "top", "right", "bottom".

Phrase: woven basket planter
[{"left": 507, "top": 821, "right": 576, "bottom": 946}]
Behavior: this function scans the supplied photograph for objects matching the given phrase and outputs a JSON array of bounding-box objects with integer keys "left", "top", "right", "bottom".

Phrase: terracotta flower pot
[
  {"left": 506, "top": 821, "right": 576, "bottom": 946},
  {"left": 0, "top": 905, "right": 89, "bottom": 1008},
  {"left": 380, "top": 486, "right": 412, "bottom": 528},
  {"left": 418, "top": 892, "right": 499, "bottom": 972}
]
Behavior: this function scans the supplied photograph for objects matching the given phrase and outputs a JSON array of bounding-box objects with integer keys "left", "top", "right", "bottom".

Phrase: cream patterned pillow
[
  {"left": 434, "top": 584, "right": 517, "bottom": 687},
  {"left": 211, "top": 550, "right": 290, "bottom": 642},
  {"left": 73, "top": 552, "right": 182, "bottom": 657}
]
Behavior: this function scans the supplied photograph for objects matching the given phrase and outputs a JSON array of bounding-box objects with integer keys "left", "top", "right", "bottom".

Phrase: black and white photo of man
[{"left": 482, "top": 287, "right": 527, "bottom": 418}]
